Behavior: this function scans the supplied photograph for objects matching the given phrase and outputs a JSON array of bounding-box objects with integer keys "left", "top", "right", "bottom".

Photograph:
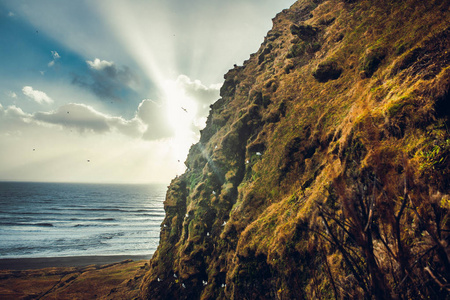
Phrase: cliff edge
[{"left": 142, "top": 0, "right": 450, "bottom": 299}]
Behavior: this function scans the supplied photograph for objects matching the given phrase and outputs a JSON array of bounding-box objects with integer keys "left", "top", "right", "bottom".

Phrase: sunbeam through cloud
[{"left": 0, "top": 0, "right": 295, "bottom": 183}]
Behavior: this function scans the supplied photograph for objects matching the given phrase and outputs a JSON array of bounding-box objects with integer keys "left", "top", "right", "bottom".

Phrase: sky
[{"left": 0, "top": 0, "right": 294, "bottom": 184}]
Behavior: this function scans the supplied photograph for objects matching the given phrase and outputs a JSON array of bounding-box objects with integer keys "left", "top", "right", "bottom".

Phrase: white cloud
[
  {"left": 8, "top": 11, "right": 15, "bottom": 17},
  {"left": 22, "top": 86, "right": 54, "bottom": 104},
  {"left": 175, "top": 74, "right": 221, "bottom": 117},
  {"left": 0, "top": 104, "right": 27, "bottom": 120},
  {"left": 137, "top": 99, "right": 174, "bottom": 140},
  {"left": 0, "top": 104, "right": 35, "bottom": 133},
  {"left": 108, "top": 116, "right": 145, "bottom": 138},
  {"left": 51, "top": 51, "right": 60, "bottom": 59},
  {"left": 87, "top": 58, "right": 114, "bottom": 70},
  {"left": 163, "top": 75, "right": 221, "bottom": 134},
  {"left": 48, "top": 50, "right": 61, "bottom": 67},
  {"left": 7, "top": 91, "right": 17, "bottom": 98}
]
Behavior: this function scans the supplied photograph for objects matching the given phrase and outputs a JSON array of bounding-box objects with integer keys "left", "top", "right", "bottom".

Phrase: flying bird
[{"left": 181, "top": 107, "right": 188, "bottom": 113}]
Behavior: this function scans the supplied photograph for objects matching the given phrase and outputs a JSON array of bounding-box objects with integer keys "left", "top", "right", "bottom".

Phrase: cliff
[{"left": 141, "top": 0, "right": 450, "bottom": 299}]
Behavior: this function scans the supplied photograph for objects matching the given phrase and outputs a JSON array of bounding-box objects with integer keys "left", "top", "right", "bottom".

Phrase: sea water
[{"left": 0, "top": 182, "right": 166, "bottom": 258}]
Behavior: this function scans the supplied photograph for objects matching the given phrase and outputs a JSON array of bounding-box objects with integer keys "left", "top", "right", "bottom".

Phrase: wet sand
[{"left": 0, "top": 254, "right": 151, "bottom": 270}]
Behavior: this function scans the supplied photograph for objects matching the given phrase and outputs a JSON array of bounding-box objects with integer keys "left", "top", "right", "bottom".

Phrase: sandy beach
[{"left": 0, "top": 255, "right": 151, "bottom": 299}]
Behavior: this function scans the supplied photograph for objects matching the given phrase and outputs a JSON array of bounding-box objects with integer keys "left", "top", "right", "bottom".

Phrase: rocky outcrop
[{"left": 141, "top": 0, "right": 450, "bottom": 299}]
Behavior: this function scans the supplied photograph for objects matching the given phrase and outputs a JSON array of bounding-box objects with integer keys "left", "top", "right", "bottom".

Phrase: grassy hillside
[{"left": 142, "top": 0, "right": 450, "bottom": 299}]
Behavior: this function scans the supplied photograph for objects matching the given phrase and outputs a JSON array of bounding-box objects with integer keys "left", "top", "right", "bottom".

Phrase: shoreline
[{"left": 0, "top": 254, "right": 152, "bottom": 270}]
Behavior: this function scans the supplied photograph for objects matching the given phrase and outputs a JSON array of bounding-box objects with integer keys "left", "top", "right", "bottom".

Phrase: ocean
[{"left": 0, "top": 182, "right": 166, "bottom": 258}]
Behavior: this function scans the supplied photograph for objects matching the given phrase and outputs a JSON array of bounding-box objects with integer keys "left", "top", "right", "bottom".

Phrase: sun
[
  {"left": 163, "top": 79, "right": 198, "bottom": 134},
  {"left": 161, "top": 79, "right": 199, "bottom": 166}
]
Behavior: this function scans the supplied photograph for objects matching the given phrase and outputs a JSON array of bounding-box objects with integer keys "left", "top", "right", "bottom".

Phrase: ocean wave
[
  {"left": 1, "top": 211, "right": 71, "bottom": 216},
  {"left": 138, "top": 213, "right": 165, "bottom": 217},
  {"left": 78, "top": 208, "right": 124, "bottom": 212},
  {"left": 0, "top": 222, "right": 54, "bottom": 227},
  {"left": 8, "top": 207, "right": 166, "bottom": 214},
  {"left": 69, "top": 217, "right": 116, "bottom": 222},
  {"left": 75, "top": 208, "right": 165, "bottom": 213},
  {"left": 73, "top": 223, "right": 119, "bottom": 228}
]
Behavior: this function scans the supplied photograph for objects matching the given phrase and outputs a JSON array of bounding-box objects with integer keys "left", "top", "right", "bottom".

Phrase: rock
[
  {"left": 290, "top": 24, "right": 318, "bottom": 41},
  {"left": 312, "top": 60, "right": 342, "bottom": 82}
]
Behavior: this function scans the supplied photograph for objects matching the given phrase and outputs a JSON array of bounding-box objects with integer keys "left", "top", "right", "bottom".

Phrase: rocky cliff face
[{"left": 141, "top": 0, "right": 450, "bottom": 299}]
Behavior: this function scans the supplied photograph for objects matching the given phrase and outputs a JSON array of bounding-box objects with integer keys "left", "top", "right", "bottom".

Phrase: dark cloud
[
  {"left": 72, "top": 58, "right": 138, "bottom": 101},
  {"left": 1, "top": 100, "right": 174, "bottom": 141},
  {"left": 32, "top": 103, "right": 143, "bottom": 137},
  {"left": 34, "top": 103, "right": 111, "bottom": 133}
]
